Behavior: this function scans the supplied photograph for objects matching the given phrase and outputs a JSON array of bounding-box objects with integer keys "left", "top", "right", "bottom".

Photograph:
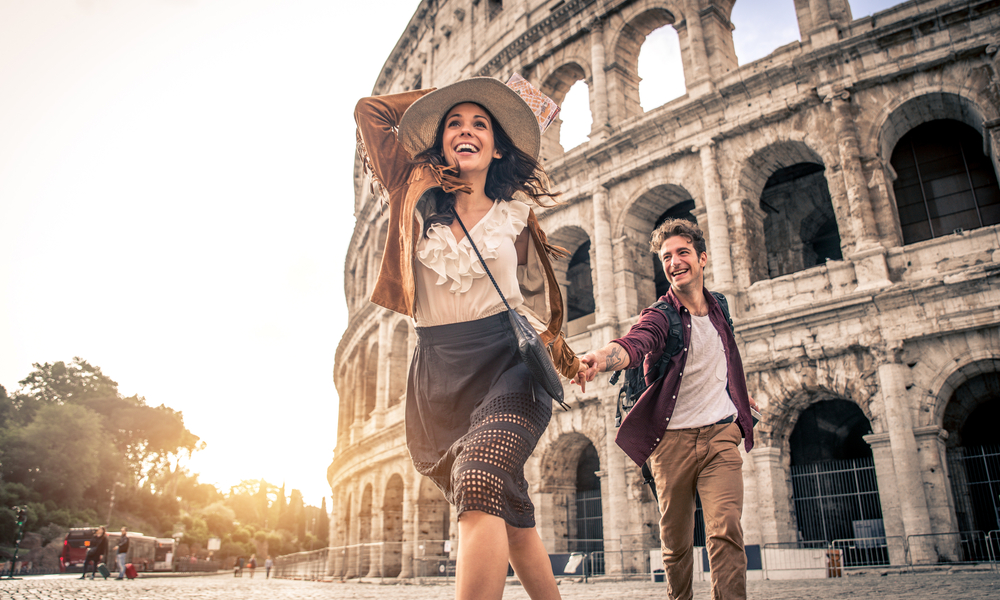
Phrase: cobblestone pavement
[{"left": 0, "top": 571, "right": 997, "bottom": 599}]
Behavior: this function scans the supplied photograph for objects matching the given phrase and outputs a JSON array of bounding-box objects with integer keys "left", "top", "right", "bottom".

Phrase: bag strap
[{"left": 453, "top": 211, "right": 512, "bottom": 311}]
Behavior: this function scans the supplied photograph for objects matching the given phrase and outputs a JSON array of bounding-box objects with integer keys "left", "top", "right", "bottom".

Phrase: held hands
[{"left": 571, "top": 354, "right": 600, "bottom": 393}]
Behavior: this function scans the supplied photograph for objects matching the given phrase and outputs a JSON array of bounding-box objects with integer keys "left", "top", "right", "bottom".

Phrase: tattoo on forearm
[{"left": 604, "top": 345, "right": 627, "bottom": 371}]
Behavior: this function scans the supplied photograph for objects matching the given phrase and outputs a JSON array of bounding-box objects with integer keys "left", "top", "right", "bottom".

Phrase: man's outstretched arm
[{"left": 572, "top": 342, "right": 631, "bottom": 392}]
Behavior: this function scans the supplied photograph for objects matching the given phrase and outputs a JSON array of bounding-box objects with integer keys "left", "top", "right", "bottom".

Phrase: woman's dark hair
[{"left": 414, "top": 103, "right": 558, "bottom": 236}]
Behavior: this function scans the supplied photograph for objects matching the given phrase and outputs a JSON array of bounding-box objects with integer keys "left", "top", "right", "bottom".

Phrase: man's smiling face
[{"left": 659, "top": 234, "right": 708, "bottom": 292}]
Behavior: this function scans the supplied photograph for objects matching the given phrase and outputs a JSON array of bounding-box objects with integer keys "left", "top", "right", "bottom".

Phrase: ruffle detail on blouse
[{"left": 416, "top": 200, "right": 529, "bottom": 294}]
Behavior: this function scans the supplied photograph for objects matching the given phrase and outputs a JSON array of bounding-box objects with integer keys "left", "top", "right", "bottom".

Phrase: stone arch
[
  {"left": 538, "top": 61, "right": 591, "bottom": 162},
  {"left": 608, "top": 3, "right": 681, "bottom": 122},
  {"left": 616, "top": 183, "right": 698, "bottom": 312},
  {"left": 546, "top": 225, "right": 595, "bottom": 337},
  {"left": 381, "top": 474, "right": 405, "bottom": 578},
  {"left": 538, "top": 431, "right": 604, "bottom": 552},
  {"left": 732, "top": 139, "right": 840, "bottom": 284},
  {"left": 933, "top": 357, "right": 1000, "bottom": 447},
  {"left": 387, "top": 319, "right": 410, "bottom": 408}
]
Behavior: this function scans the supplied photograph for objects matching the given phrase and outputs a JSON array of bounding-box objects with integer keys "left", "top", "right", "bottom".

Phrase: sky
[{"left": 0, "top": 0, "right": 900, "bottom": 507}]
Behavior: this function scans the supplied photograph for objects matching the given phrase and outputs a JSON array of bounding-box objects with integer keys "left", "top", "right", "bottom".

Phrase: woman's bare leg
[
  {"left": 456, "top": 510, "right": 508, "bottom": 600},
  {"left": 507, "top": 524, "right": 561, "bottom": 600}
]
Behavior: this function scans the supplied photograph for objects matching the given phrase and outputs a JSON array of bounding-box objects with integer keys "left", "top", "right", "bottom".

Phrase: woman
[
  {"left": 80, "top": 526, "right": 108, "bottom": 580},
  {"left": 355, "top": 78, "right": 580, "bottom": 600}
]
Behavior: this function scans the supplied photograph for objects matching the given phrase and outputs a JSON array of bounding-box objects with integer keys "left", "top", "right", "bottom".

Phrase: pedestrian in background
[
  {"left": 247, "top": 554, "right": 257, "bottom": 578},
  {"left": 80, "top": 526, "right": 108, "bottom": 580},
  {"left": 264, "top": 555, "right": 273, "bottom": 579},
  {"left": 114, "top": 527, "right": 130, "bottom": 580}
]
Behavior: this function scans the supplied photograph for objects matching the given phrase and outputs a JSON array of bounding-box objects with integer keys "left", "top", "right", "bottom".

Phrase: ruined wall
[{"left": 330, "top": 0, "right": 1000, "bottom": 576}]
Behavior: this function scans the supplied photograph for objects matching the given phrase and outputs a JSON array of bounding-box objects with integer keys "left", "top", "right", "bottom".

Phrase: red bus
[{"left": 59, "top": 527, "right": 99, "bottom": 573}]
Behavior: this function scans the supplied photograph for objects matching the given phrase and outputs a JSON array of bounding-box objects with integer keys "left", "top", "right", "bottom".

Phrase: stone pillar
[
  {"left": 683, "top": 0, "right": 713, "bottom": 96},
  {"left": 589, "top": 19, "right": 611, "bottom": 143},
  {"left": 699, "top": 143, "right": 735, "bottom": 302},
  {"left": 751, "top": 447, "right": 796, "bottom": 544},
  {"left": 591, "top": 189, "right": 618, "bottom": 344},
  {"left": 344, "top": 490, "right": 358, "bottom": 578},
  {"left": 399, "top": 483, "right": 415, "bottom": 578},
  {"left": 863, "top": 432, "right": 907, "bottom": 565},
  {"left": 375, "top": 315, "right": 391, "bottom": 428},
  {"left": 913, "top": 426, "right": 961, "bottom": 559},
  {"left": 829, "top": 91, "right": 891, "bottom": 292},
  {"left": 876, "top": 359, "right": 936, "bottom": 563},
  {"left": 603, "top": 411, "right": 632, "bottom": 575},
  {"left": 365, "top": 506, "right": 383, "bottom": 578}
]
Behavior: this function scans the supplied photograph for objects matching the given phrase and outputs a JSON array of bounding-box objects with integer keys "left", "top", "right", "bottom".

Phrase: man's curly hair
[{"left": 649, "top": 218, "right": 707, "bottom": 255}]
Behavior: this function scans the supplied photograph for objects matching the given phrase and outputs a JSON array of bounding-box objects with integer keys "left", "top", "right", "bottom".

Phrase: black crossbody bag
[{"left": 453, "top": 211, "right": 566, "bottom": 407}]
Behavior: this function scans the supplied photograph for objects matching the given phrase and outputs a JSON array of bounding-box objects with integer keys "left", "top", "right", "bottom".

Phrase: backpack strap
[{"left": 710, "top": 291, "right": 734, "bottom": 332}]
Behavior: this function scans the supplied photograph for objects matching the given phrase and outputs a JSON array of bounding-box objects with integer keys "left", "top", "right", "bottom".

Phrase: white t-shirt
[
  {"left": 667, "top": 313, "right": 737, "bottom": 429},
  {"left": 413, "top": 199, "right": 528, "bottom": 327}
]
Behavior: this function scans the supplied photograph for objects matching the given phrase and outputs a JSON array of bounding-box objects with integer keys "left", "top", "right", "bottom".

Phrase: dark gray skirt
[{"left": 406, "top": 311, "right": 552, "bottom": 528}]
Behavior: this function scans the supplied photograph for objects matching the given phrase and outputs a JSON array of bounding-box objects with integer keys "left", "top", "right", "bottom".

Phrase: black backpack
[{"left": 610, "top": 292, "right": 733, "bottom": 500}]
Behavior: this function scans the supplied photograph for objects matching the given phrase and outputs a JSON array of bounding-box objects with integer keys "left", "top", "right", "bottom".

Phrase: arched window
[
  {"left": 890, "top": 120, "right": 1000, "bottom": 244},
  {"left": 638, "top": 25, "right": 685, "bottom": 110},
  {"left": 573, "top": 442, "right": 603, "bottom": 574},
  {"left": 789, "top": 400, "right": 884, "bottom": 563},
  {"left": 761, "top": 163, "right": 841, "bottom": 278},
  {"left": 566, "top": 241, "right": 595, "bottom": 321}
]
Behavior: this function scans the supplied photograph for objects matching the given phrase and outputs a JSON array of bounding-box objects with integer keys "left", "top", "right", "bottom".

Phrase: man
[
  {"left": 114, "top": 527, "right": 130, "bottom": 580},
  {"left": 575, "top": 219, "right": 757, "bottom": 600}
]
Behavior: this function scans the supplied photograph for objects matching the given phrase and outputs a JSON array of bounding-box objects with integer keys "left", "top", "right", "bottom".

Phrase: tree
[
  {"left": 1, "top": 403, "right": 114, "bottom": 508},
  {"left": 318, "top": 497, "right": 330, "bottom": 545},
  {"left": 288, "top": 489, "right": 306, "bottom": 542}
]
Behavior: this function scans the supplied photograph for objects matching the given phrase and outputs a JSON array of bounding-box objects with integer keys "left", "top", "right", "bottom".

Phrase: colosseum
[{"left": 327, "top": 0, "right": 1000, "bottom": 578}]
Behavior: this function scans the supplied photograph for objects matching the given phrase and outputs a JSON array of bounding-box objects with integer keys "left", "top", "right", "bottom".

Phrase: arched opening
[
  {"left": 415, "top": 477, "right": 451, "bottom": 577},
  {"left": 788, "top": 400, "right": 885, "bottom": 565},
  {"left": 364, "top": 343, "right": 378, "bottom": 420},
  {"left": 560, "top": 79, "right": 592, "bottom": 152},
  {"left": 546, "top": 226, "right": 595, "bottom": 336},
  {"left": 943, "top": 368, "right": 1000, "bottom": 552},
  {"left": 620, "top": 185, "right": 697, "bottom": 311},
  {"left": 357, "top": 484, "right": 373, "bottom": 577},
  {"left": 381, "top": 475, "right": 405, "bottom": 578},
  {"left": 566, "top": 241, "right": 595, "bottom": 322},
  {"left": 731, "top": 0, "right": 800, "bottom": 64},
  {"left": 571, "top": 441, "right": 603, "bottom": 574},
  {"left": 651, "top": 199, "right": 697, "bottom": 298},
  {"left": 761, "top": 163, "right": 842, "bottom": 278},
  {"left": 890, "top": 120, "right": 1000, "bottom": 244},
  {"left": 637, "top": 25, "right": 685, "bottom": 110},
  {"left": 540, "top": 64, "right": 590, "bottom": 163},
  {"left": 612, "top": 8, "right": 677, "bottom": 121},
  {"left": 388, "top": 321, "right": 409, "bottom": 408}
]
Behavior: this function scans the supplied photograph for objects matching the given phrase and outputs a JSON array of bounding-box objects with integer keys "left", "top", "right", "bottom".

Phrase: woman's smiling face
[{"left": 441, "top": 102, "right": 501, "bottom": 178}]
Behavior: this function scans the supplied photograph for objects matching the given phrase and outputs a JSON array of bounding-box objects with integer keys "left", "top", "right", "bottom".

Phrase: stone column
[
  {"left": 366, "top": 504, "right": 383, "bottom": 578},
  {"left": 589, "top": 19, "right": 611, "bottom": 143},
  {"left": 863, "top": 432, "right": 907, "bottom": 565},
  {"left": 699, "top": 143, "right": 735, "bottom": 302},
  {"left": 399, "top": 482, "right": 415, "bottom": 578},
  {"left": 829, "top": 91, "right": 891, "bottom": 292},
  {"left": 603, "top": 411, "right": 632, "bottom": 575},
  {"left": 751, "top": 447, "right": 796, "bottom": 544},
  {"left": 913, "top": 426, "right": 961, "bottom": 559},
  {"left": 344, "top": 490, "right": 358, "bottom": 578},
  {"left": 375, "top": 315, "right": 391, "bottom": 428},
  {"left": 683, "top": 0, "right": 713, "bottom": 96},
  {"left": 590, "top": 189, "right": 618, "bottom": 345},
  {"left": 876, "top": 359, "right": 936, "bottom": 563}
]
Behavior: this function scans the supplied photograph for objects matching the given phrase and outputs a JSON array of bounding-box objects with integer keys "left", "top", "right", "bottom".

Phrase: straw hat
[{"left": 397, "top": 77, "right": 541, "bottom": 160}]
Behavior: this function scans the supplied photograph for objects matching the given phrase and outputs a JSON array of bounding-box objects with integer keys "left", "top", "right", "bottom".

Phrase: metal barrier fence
[{"left": 278, "top": 530, "right": 1000, "bottom": 582}]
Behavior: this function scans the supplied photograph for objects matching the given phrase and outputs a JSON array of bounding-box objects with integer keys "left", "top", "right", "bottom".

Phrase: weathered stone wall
[{"left": 331, "top": 0, "right": 1000, "bottom": 576}]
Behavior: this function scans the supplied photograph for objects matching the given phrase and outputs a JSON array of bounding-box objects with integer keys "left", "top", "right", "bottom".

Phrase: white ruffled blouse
[{"left": 413, "top": 199, "right": 529, "bottom": 327}]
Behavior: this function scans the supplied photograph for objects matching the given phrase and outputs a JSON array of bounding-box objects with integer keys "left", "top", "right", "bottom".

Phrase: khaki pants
[{"left": 648, "top": 422, "right": 745, "bottom": 600}]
